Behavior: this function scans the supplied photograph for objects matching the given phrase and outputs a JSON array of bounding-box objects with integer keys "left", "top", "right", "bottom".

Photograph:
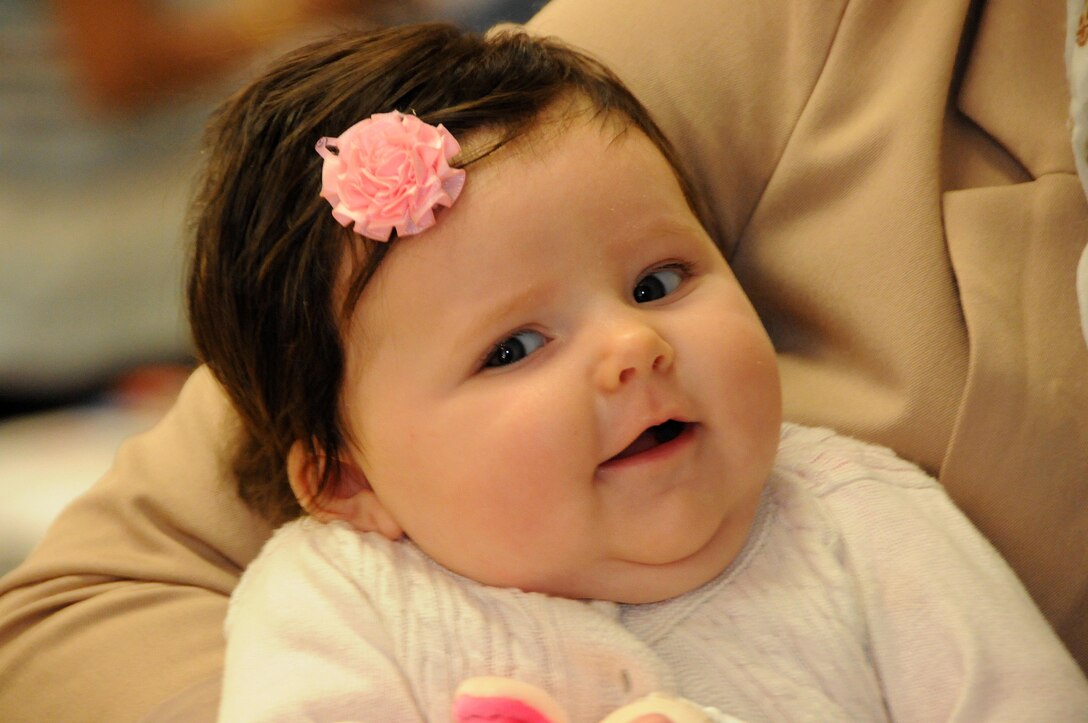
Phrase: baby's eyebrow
[
  {"left": 451, "top": 281, "right": 556, "bottom": 349},
  {"left": 633, "top": 215, "right": 707, "bottom": 241}
]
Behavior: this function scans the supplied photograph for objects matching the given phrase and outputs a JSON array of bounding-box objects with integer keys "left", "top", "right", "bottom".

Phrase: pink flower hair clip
[{"left": 315, "top": 110, "right": 466, "bottom": 242}]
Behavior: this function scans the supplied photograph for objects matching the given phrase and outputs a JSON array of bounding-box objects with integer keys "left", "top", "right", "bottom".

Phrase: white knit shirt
[{"left": 219, "top": 424, "right": 1088, "bottom": 721}]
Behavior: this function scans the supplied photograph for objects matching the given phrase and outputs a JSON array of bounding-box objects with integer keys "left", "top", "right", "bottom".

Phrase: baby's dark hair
[{"left": 188, "top": 23, "right": 710, "bottom": 525}]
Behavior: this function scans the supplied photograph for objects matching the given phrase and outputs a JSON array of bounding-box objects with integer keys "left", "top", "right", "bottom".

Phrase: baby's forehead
[
  {"left": 335, "top": 101, "right": 698, "bottom": 325},
  {"left": 455, "top": 96, "right": 646, "bottom": 171}
]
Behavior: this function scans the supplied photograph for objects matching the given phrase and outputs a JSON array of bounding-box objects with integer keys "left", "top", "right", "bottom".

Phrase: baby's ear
[{"left": 286, "top": 441, "right": 404, "bottom": 540}]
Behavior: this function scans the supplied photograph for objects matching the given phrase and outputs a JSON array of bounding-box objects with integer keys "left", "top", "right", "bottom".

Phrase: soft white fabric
[{"left": 220, "top": 424, "right": 1088, "bottom": 722}]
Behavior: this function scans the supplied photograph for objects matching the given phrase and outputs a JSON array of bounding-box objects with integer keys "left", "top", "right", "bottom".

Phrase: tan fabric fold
[
  {"left": 942, "top": 176, "right": 1088, "bottom": 665},
  {"left": 734, "top": 0, "right": 974, "bottom": 472}
]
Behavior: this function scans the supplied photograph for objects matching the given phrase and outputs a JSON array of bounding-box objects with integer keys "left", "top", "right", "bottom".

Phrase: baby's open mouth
[{"left": 606, "top": 419, "right": 688, "bottom": 463}]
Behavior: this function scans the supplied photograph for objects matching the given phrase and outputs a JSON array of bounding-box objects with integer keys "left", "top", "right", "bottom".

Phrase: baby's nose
[{"left": 594, "top": 321, "right": 674, "bottom": 392}]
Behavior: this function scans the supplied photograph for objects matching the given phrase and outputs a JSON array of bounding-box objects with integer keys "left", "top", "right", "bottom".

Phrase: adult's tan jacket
[{"left": 1, "top": 1, "right": 1085, "bottom": 720}]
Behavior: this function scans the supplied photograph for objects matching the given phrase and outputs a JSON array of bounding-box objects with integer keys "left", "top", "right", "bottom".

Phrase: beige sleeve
[{"left": 0, "top": 368, "right": 273, "bottom": 722}]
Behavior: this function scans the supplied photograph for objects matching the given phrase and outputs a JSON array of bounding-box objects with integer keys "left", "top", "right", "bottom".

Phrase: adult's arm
[{"left": 0, "top": 368, "right": 273, "bottom": 721}]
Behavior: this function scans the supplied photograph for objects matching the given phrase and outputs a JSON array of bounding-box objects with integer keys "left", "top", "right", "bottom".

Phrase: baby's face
[{"left": 339, "top": 113, "right": 782, "bottom": 602}]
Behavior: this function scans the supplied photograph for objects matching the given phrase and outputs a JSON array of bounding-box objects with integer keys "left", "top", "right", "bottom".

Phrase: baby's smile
[{"left": 602, "top": 419, "right": 694, "bottom": 466}]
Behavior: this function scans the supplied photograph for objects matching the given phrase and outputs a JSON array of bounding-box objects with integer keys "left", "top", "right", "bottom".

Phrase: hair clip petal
[{"left": 315, "top": 111, "right": 465, "bottom": 242}]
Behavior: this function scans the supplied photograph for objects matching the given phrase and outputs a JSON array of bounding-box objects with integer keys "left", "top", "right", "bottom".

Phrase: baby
[{"left": 187, "top": 23, "right": 1088, "bottom": 722}]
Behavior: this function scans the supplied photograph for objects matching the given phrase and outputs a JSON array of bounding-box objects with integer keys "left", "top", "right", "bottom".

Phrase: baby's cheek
[{"left": 487, "top": 390, "right": 589, "bottom": 473}]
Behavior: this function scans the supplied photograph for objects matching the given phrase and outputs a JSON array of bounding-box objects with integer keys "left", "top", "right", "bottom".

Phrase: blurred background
[{"left": 0, "top": 0, "right": 543, "bottom": 575}]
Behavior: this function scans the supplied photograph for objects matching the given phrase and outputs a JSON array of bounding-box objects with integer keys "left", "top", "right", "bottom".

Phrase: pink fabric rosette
[{"left": 315, "top": 111, "right": 466, "bottom": 242}]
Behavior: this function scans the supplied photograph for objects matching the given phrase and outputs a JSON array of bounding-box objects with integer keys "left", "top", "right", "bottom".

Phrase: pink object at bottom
[{"left": 452, "top": 694, "right": 556, "bottom": 723}]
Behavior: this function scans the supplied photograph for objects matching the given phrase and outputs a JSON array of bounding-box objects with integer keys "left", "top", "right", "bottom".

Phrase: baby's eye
[
  {"left": 633, "top": 266, "right": 685, "bottom": 303},
  {"left": 483, "top": 330, "right": 547, "bottom": 368}
]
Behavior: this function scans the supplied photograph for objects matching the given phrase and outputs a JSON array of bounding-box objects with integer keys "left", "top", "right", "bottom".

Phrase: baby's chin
[
  {"left": 606, "top": 559, "right": 734, "bottom": 604},
  {"left": 530, "top": 548, "right": 738, "bottom": 605},
  {"left": 583, "top": 517, "right": 752, "bottom": 602},
  {"left": 587, "top": 524, "right": 748, "bottom": 604},
  {"left": 427, "top": 507, "right": 753, "bottom": 604}
]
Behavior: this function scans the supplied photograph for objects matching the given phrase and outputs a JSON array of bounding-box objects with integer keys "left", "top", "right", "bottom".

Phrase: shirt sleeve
[
  {"left": 217, "top": 522, "right": 422, "bottom": 722},
  {"left": 818, "top": 440, "right": 1088, "bottom": 720}
]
